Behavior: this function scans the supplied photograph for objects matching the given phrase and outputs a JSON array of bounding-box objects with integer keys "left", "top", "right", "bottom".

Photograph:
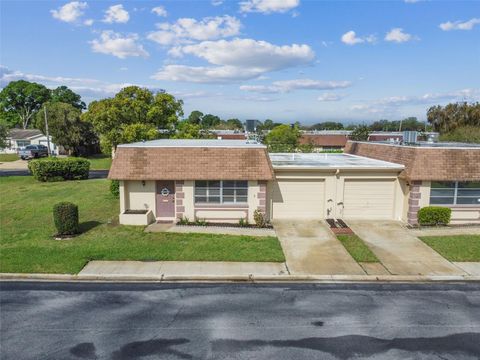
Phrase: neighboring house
[
  {"left": 345, "top": 141, "right": 480, "bottom": 225},
  {"left": 298, "top": 131, "right": 439, "bottom": 151},
  {"left": 1, "top": 129, "right": 59, "bottom": 155},
  {"left": 109, "top": 139, "right": 423, "bottom": 226},
  {"left": 212, "top": 130, "right": 247, "bottom": 140}
]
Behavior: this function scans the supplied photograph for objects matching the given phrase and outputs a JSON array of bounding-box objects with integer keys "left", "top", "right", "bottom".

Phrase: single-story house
[
  {"left": 1, "top": 129, "right": 59, "bottom": 155},
  {"left": 109, "top": 139, "right": 430, "bottom": 226},
  {"left": 345, "top": 141, "right": 480, "bottom": 225}
]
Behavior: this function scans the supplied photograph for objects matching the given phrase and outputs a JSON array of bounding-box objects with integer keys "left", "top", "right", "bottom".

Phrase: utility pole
[{"left": 44, "top": 105, "right": 51, "bottom": 157}]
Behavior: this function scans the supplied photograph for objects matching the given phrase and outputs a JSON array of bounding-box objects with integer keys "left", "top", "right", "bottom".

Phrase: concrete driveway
[
  {"left": 274, "top": 220, "right": 365, "bottom": 275},
  {"left": 347, "top": 221, "right": 466, "bottom": 276},
  {"left": 0, "top": 159, "right": 28, "bottom": 170}
]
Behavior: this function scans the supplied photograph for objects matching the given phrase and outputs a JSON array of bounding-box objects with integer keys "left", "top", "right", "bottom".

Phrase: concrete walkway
[
  {"left": 273, "top": 220, "right": 365, "bottom": 275},
  {"left": 347, "top": 221, "right": 466, "bottom": 276},
  {"left": 79, "top": 260, "right": 288, "bottom": 277}
]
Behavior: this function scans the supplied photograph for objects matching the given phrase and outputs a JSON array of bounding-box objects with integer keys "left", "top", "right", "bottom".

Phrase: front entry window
[
  {"left": 430, "top": 181, "right": 480, "bottom": 205},
  {"left": 195, "top": 181, "right": 248, "bottom": 204}
]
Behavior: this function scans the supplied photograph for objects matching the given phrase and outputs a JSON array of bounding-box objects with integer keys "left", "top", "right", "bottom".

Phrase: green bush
[
  {"left": 238, "top": 217, "right": 249, "bottom": 227},
  {"left": 253, "top": 209, "right": 266, "bottom": 228},
  {"left": 53, "top": 202, "right": 79, "bottom": 235},
  {"left": 28, "top": 157, "right": 90, "bottom": 182},
  {"left": 110, "top": 180, "right": 120, "bottom": 198},
  {"left": 418, "top": 206, "right": 452, "bottom": 226}
]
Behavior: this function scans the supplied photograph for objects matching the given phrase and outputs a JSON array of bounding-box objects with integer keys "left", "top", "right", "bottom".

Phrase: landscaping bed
[
  {"left": 177, "top": 221, "right": 273, "bottom": 229},
  {"left": 420, "top": 235, "right": 480, "bottom": 262},
  {"left": 0, "top": 177, "right": 285, "bottom": 274}
]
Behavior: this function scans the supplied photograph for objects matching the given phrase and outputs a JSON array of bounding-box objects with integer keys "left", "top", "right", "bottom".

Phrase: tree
[
  {"left": 82, "top": 86, "right": 183, "bottom": 152},
  {"left": 310, "top": 121, "right": 344, "bottom": 131},
  {"left": 187, "top": 110, "right": 203, "bottom": 125},
  {"left": 201, "top": 114, "right": 221, "bottom": 128},
  {"left": 35, "top": 102, "right": 97, "bottom": 156},
  {"left": 264, "top": 124, "right": 300, "bottom": 152},
  {"left": 439, "top": 125, "right": 480, "bottom": 143},
  {"left": 0, "top": 120, "right": 8, "bottom": 149},
  {"left": 0, "top": 80, "right": 50, "bottom": 129},
  {"left": 427, "top": 102, "right": 480, "bottom": 134},
  {"left": 120, "top": 123, "right": 158, "bottom": 143},
  {"left": 50, "top": 86, "right": 86, "bottom": 110},
  {"left": 349, "top": 124, "right": 370, "bottom": 141},
  {"left": 225, "top": 118, "right": 243, "bottom": 130},
  {"left": 173, "top": 121, "right": 214, "bottom": 139}
]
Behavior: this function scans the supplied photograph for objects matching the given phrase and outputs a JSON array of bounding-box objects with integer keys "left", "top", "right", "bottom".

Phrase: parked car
[{"left": 18, "top": 145, "right": 49, "bottom": 160}]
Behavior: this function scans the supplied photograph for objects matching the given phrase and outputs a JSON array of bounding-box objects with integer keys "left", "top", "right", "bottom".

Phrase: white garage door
[
  {"left": 343, "top": 179, "right": 395, "bottom": 219},
  {"left": 272, "top": 179, "right": 324, "bottom": 219}
]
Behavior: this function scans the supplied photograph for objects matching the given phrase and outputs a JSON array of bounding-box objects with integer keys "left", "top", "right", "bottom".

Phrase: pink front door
[{"left": 156, "top": 181, "right": 175, "bottom": 218}]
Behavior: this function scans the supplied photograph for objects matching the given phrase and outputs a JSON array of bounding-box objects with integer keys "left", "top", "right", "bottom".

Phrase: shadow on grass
[{"left": 79, "top": 221, "right": 102, "bottom": 233}]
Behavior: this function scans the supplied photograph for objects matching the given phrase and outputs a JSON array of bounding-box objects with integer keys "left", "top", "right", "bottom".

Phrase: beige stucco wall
[
  {"left": 182, "top": 180, "right": 195, "bottom": 220},
  {"left": 123, "top": 180, "right": 157, "bottom": 215}
]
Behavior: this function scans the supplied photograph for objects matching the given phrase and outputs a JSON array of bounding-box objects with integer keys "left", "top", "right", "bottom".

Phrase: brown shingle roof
[
  {"left": 345, "top": 141, "right": 480, "bottom": 181},
  {"left": 299, "top": 134, "right": 348, "bottom": 147},
  {"left": 108, "top": 146, "right": 274, "bottom": 180}
]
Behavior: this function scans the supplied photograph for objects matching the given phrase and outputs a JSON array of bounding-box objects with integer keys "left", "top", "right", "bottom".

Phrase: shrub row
[
  {"left": 29, "top": 157, "right": 90, "bottom": 182},
  {"left": 418, "top": 206, "right": 451, "bottom": 226}
]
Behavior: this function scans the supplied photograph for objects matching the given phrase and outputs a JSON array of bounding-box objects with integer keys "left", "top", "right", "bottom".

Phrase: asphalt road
[
  {"left": 1, "top": 282, "right": 479, "bottom": 360},
  {"left": 0, "top": 169, "right": 108, "bottom": 178}
]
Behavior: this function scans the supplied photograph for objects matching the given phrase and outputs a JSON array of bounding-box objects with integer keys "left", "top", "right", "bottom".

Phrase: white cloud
[
  {"left": 439, "top": 18, "right": 480, "bottom": 31},
  {"left": 404, "top": 0, "right": 423, "bottom": 3},
  {"left": 103, "top": 4, "right": 129, "bottom": 24},
  {"left": 90, "top": 31, "right": 148, "bottom": 59},
  {"left": 318, "top": 93, "right": 347, "bottom": 102},
  {"left": 211, "top": 0, "right": 224, "bottom": 6},
  {"left": 385, "top": 28, "right": 415, "bottom": 43},
  {"left": 151, "top": 6, "right": 167, "bottom": 17},
  {"left": 147, "top": 16, "right": 241, "bottom": 45},
  {"left": 240, "top": 79, "right": 351, "bottom": 94},
  {"left": 153, "top": 38, "right": 314, "bottom": 83},
  {"left": 351, "top": 88, "right": 480, "bottom": 115},
  {"left": 240, "top": 0, "right": 300, "bottom": 14},
  {"left": 341, "top": 31, "right": 376, "bottom": 45},
  {"left": 51, "top": 1, "right": 87, "bottom": 23},
  {"left": 83, "top": 19, "right": 94, "bottom": 26}
]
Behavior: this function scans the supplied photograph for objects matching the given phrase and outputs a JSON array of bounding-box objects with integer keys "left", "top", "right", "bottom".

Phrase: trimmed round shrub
[
  {"left": 418, "top": 206, "right": 451, "bottom": 226},
  {"left": 29, "top": 157, "right": 90, "bottom": 182},
  {"left": 110, "top": 180, "right": 120, "bottom": 198},
  {"left": 53, "top": 202, "right": 79, "bottom": 235}
]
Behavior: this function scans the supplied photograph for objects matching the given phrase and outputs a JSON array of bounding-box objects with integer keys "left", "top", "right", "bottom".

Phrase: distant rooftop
[
  {"left": 364, "top": 141, "right": 480, "bottom": 149},
  {"left": 118, "top": 139, "right": 265, "bottom": 148},
  {"left": 269, "top": 153, "right": 404, "bottom": 170},
  {"left": 8, "top": 129, "right": 43, "bottom": 140}
]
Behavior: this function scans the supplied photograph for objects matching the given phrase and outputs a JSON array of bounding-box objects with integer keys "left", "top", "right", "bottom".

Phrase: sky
[{"left": 1, "top": 0, "right": 479, "bottom": 125}]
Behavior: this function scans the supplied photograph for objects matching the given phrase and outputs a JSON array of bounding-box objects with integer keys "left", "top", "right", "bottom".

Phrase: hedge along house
[
  {"left": 109, "top": 139, "right": 411, "bottom": 225},
  {"left": 108, "top": 140, "right": 274, "bottom": 225},
  {"left": 345, "top": 141, "right": 480, "bottom": 225}
]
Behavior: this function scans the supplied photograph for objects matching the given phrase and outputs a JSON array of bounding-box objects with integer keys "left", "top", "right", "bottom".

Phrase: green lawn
[
  {"left": 86, "top": 155, "right": 112, "bottom": 170},
  {"left": 420, "top": 235, "right": 480, "bottom": 261},
  {"left": 0, "top": 154, "right": 19, "bottom": 162},
  {"left": 337, "top": 234, "right": 380, "bottom": 263},
  {"left": 0, "top": 177, "right": 284, "bottom": 274}
]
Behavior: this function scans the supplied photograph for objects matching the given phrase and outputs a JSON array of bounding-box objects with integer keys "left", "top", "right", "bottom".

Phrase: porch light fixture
[{"left": 142, "top": 180, "right": 146, "bottom": 186}]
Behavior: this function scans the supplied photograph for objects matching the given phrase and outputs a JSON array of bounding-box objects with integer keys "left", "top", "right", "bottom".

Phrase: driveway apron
[
  {"left": 347, "top": 221, "right": 466, "bottom": 276},
  {"left": 273, "top": 220, "right": 365, "bottom": 275}
]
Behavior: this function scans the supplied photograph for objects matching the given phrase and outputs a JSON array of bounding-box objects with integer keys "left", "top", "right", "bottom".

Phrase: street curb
[{"left": 1, "top": 273, "right": 479, "bottom": 283}]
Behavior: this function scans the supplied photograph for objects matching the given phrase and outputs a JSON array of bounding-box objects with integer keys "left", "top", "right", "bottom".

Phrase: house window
[
  {"left": 195, "top": 181, "right": 248, "bottom": 204},
  {"left": 16, "top": 140, "right": 30, "bottom": 148},
  {"left": 430, "top": 181, "right": 480, "bottom": 206}
]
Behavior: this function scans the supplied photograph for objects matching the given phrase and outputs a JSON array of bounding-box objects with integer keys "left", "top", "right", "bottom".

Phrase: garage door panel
[
  {"left": 343, "top": 179, "right": 395, "bottom": 220},
  {"left": 272, "top": 179, "right": 324, "bottom": 219}
]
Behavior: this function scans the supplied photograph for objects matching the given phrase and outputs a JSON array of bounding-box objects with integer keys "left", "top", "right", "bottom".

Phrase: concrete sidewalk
[
  {"left": 79, "top": 260, "right": 288, "bottom": 277},
  {"left": 348, "top": 221, "right": 466, "bottom": 276},
  {"left": 274, "top": 220, "right": 365, "bottom": 275},
  {"left": 410, "top": 226, "right": 480, "bottom": 237}
]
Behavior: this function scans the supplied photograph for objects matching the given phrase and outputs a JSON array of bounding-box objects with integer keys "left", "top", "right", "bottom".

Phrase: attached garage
[
  {"left": 268, "top": 153, "right": 405, "bottom": 222},
  {"left": 272, "top": 179, "right": 325, "bottom": 219},
  {"left": 343, "top": 179, "right": 396, "bottom": 220}
]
